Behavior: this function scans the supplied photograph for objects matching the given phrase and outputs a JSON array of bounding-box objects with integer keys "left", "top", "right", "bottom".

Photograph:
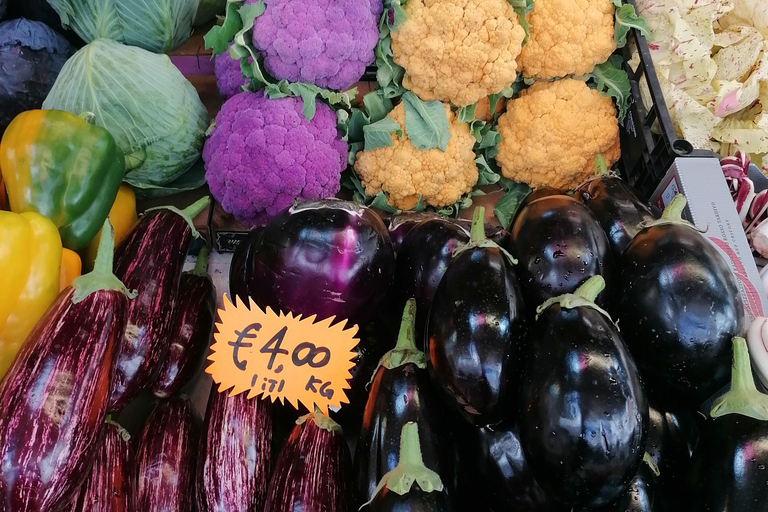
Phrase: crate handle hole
[{"left": 672, "top": 140, "right": 694, "bottom": 155}]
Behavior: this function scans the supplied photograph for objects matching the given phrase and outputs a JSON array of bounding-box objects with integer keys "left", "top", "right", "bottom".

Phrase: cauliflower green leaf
[
  {"left": 614, "top": 2, "right": 652, "bottom": 48},
  {"left": 494, "top": 179, "right": 531, "bottom": 229},
  {"left": 402, "top": 92, "right": 451, "bottom": 151},
  {"left": 506, "top": 0, "right": 534, "bottom": 42},
  {"left": 204, "top": 0, "right": 243, "bottom": 54},
  {"left": 586, "top": 56, "right": 632, "bottom": 123},
  {"left": 363, "top": 117, "right": 403, "bottom": 151},
  {"left": 375, "top": 0, "right": 408, "bottom": 98}
]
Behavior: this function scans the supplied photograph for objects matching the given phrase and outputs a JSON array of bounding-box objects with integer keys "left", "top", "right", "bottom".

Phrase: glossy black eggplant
[
  {"left": 510, "top": 194, "right": 616, "bottom": 311},
  {"left": 393, "top": 218, "right": 469, "bottom": 345},
  {"left": 427, "top": 207, "right": 528, "bottom": 426},
  {"left": 687, "top": 337, "right": 768, "bottom": 512},
  {"left": 457, "top": 421, "right": 567, "bottom": 512},
  {"left": 646, "top": 406, "right": 697, "bottom": 510},
  {"left": 387, "top": 212, "right": 437, "bottom": 254},
  {"left": 617, "top": 195, "right": 746, "bottom": 408},
  {"left": 577, "top": 175, "right": 659, "bottom": 257},
  {"left": 520, "top": 276, "right": 648, "bottom": 508},
  {"left": 362, "top": 422, "right": 452, "bottom": 512},
  {"left": 584, "top": 462, "right": 664, "bottom": 512},
  {"left": 247, "top": 199, "right": 394, "bottom": 326},
  {"left": 355, "top": 300, "right": 456, "bottom": 506},
  {"left": 229, "top": 227, "right": 263, "bottom": 303}
]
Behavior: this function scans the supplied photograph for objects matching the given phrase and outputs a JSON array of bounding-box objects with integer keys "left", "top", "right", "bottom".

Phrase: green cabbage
[
  {"left": 47, "top": 0, "right": 199, "bottom": 53},
  {"left": 43, "top": 39, "right": 209, "bottom": 188}
]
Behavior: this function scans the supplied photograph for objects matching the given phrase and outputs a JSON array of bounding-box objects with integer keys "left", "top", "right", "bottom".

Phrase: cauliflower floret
[
  {"left": 495, "top": 79, "right": 620, "bottom": 191},
  {"left": 203, "top": 91, "right": 348, "bottom": 226},
  {"left": 391, "top": 0, "right": 526, "bottom": 107},
  {"left": 517, "top": 0, "right": 616, "bottom": 80},
  {"left": 354, "top": 102, "right": 478, "bottom": 209},
  {"left": 250, "top": 0, "right": 382, "bottom": 91},
  {"left": 214, "top": 44, "right": 251, "bottom": 101}
]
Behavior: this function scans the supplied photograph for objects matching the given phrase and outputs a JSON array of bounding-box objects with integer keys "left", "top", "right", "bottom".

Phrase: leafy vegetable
[
  {"left": 194, "top": 0, "right": 226, "bottom": 26},
  {"left": 613, "top": 1, "right": 652, "bottom": 47},
  {"left": 43, "top": 39, "right": 209, "bottom": 190},
  {"left": 401, "top": 92, "right": 451, "bottom": 151},
  {"left": 494, "top": 179, "right": 530, "bottom": 229},
  {"left": 363, "top": 117, "right": 403, "bottom": 151},
  {"left": 374, "top": 0, "right": 408, "bottom": 98},
  {"left": 507, "top": 0, "right": 534, "bottom": 42},
  {"left": 47, "top": 0, "right": 198, "bottom": 53},
  {"left": 586, "top": 55, "right": 632, "bottom": 123}
]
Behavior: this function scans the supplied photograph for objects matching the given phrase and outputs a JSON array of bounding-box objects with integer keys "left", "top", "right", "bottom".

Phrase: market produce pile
[{"left": 3, "top": 0, "right": 768, "bottom": 511}]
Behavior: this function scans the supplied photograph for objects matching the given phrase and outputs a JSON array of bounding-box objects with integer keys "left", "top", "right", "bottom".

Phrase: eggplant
[
  {"left": 427, "top": 207, "right": 529, "bottom": 426},
  {"left": 136, "top": 395, "right": 200, "bottom": 512},
  {"left": 509, "top": 194, "right": 616, "bottom": 311},
  {"left": 71, "top": 421, "right": 135, "bottom": 512},
  {"left": 229, "top": 227, "right": 263, "bottom": 304},
  {"left": 152, "top": 246, "right": 216, "bottom": 398},
  {"left": 0, "top": 223, "right": 129, "bottom": 512},
  {"left": 687, "top": 337, "right": 768, "bottom": 511},
  {"left": 387, "top": 212, "right": 437, "bottom": 254},
  {"left": 456, "top": 422, "right": 567, "bottom": 512},
  {"left": 362, "top": 422, "right": 452, "bottom": 512},
  {"left": 264, "top": 409, "right": 352, "bottom": 512},
  {"left": 583, "top": 462, "right": 664, "bottom": 512},
  {"left": 247, "top": 199, "right": 394, "bottom": 326},
  {"left": 577, "top": 175, "right": 659, "bottom": 257},
  {"left": 617, "top": 195, "right": 746, "bottom": 408},
  {"left": 393, "top": 218, "right": 469, "bottom": 345},
  {"left": 645, "top": 406, "right": 697, "bottom": 510},
  {"left": 197, "top": 386, "right": 272, "bottom": 512},
  {"left": 519, "top": 276, "right": 648, "bottom": 508},
  {"left": 354, "top": 300, "right": 456, "bottom": 506},
  {"left": 108, "top": 197, "right": 210, "bottom": 411}
]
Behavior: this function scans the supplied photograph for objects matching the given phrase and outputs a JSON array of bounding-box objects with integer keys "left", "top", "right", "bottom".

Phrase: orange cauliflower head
[
  {"left": 354, "top": 102, "right": 478, "bottom": 209},
  {"left": 517, "top": 0, "right": 616, "bottom": 80},
  {"left": 391, "top": 0, "right": 526, "bottom": 107},
  {"left": 495, "top": 79, "right": 621, "bottom": 191}
]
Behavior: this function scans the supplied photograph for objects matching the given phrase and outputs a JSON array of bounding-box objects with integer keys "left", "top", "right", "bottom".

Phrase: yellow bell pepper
[
  {"left": 82, "top": 185, "right": 138, "bottom": 272},
  {"left": 60, "top": 249, "right": 82, "bottom": 292},
  {"left": 0, "top": 211, "right": 63, "bottom": 379}
]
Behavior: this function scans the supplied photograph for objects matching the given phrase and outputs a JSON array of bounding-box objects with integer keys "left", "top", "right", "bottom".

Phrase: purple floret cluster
[
  {"left": 250, "top": 0, "right": 383, "bottom": 91},
  {"left": 214, "top": 45, "right": 251, "bottom": 101},
  {"left": 203, "top": 91, "right": 348, "bottom": 226}
]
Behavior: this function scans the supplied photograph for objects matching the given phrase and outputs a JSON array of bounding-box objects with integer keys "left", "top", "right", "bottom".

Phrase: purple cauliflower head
[
  {"left": 214, "top": 44, "right": 251, "bottom": 101},
  {"left": 204, "top": 91, "right": 348, "bottom": 226},
  {"left": 250, "top": 0, "right": 382, "bottom": 91}
]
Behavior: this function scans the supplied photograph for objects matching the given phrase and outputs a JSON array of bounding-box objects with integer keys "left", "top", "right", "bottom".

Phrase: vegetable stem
[
  {"left": 181, "top": 196, "right": 211, "bottom": 220},
  {"left": 710, "top": 337, "right": 768, "bottom": 421},
  {"left": 192, "top": 245, "right": 210, "bottom": 276},
  {"left": 661, "top": 194, "right": 687, "bottom": 222},
  {"left": 574, "top": 275, "right": 606, "bottom": 303},
  {"left": 372, "top": 299, "right": 427, "bottom": 375},
  {"left": 398, "top": 422, "right": 427, "bottom": 468},
  {"left": 72, "top": 219, "right": 136, "bottom": 303},
  {"left": 296, "top": 407, "right": 343, "bottom": 433},
  {"left": 470, "top": 206, "right": 486, "bottom": 243},
  {"left": 395, "top": 299, "right": 418, "bottom": 351}
]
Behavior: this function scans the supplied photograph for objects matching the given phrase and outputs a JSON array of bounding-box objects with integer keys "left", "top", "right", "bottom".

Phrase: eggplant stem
[
  {"left": 296, "top": 408, "right": 343, "bottom": 433},
  {"left": 192, "top": 245, "right": 210, "bottom": 276},
  {"left": 711, "top": 337, "right": 768, "bottom": 421},
  {"left": 643, "top": 452, "right": 660, "bottom": 477},
  {"left": 72, "top": 219, "right": 136, "bottom": 304},
  {"left": 574, "top": 275, "right": 606, "bottom": 303},
  {"left": 396, "top": 299, "right": 418, "bottom": 351},
  {"left": 370, "top": 299, "right": 426, "bottom": 379},
  {"left": 535, "top": 276, "right": 613, "bottom": 324},
  {"left": 661, "top": 194, "right": 687, "bottom": 221},
  {"left": 470, "top": 206, "right": 486, "bottom": 243},
  {"left": 144, "top": 195, "right": 211, "bottom": 239},
  {"left": 362, "top": 422, "right": 444, "bottom": 506},
  {"left": 452, "top": 206, "right": 518, "bottom": 265}
]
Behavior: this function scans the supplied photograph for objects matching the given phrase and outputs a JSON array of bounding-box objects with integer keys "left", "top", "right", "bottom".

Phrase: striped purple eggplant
[
  {"left": 0, "top": 222, "right": 130, "bottom": 512},
  {"left": 264, "top": 409, "right": 353, "bottom": 512},
  {"left": 136, "top": 395, "right": 200, "bottom": 512},
  {"left": 108, "top": 197, "right": 210, "bottom": 411},
  {"left": 196, "top": 387, "right": 273, "bottom": 512},
  {"left": 71, "top": 421, "right": 135, "bottom": 512},
  {"left": 152, "top": 246, "right": 216, "bottom": 398}
]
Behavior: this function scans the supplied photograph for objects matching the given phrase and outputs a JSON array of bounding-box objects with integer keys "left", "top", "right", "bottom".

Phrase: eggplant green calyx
[
  {"left": 72, "top": 219, "right": 136, "bottom": 304},
  {"left": 453, "top": 206, "right": 517, "bottom": 265},
  {"left": 362, "top": 422, "right": 444, "bottom": 507},
  {"left": 105, "top": 419, "right": 132, "bottom": 442},
  {"left": 296, "top": 406, "right": 344, "bottom": 433},
  {"left": 643, "top": 452, "right": 660, "bottom": 477},
  {"left": 372, "top": 300, "right": 427, "bottom": 380},
  {"left": 637, "top": 194, "right": 704, "bottom": 233},
  {"left": 191, "top": 245, "right": 211, "bottom": 277},
  {"left": 535, "top": 275, "right": 614, "bottom": 323},
  {"left": 145, "top": 195, "right": 210, "bottom": 239},
  {"left": 710, "top": 337, "right": 768, "bottom": 421}
]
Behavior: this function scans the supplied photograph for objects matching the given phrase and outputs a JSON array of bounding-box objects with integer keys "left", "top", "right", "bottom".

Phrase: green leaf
[
  {"left": 587, "top": 55, "right": 632, "bottom": 123},
  {"left": 494, "top": 181, "right": 531, "bottom": 229},
  {"left": 348, "top": 109, "right": 371, "bottom": 143},
  {"left": 615, "top": 3, "right": 652, "bottom": 48},
  {"left": 475, "top": 155, "right": 501, "bottom": 185},
  {"left": 595, "top": 154, "right": 608, "bottom": 175},
  {"left": 336, "top": 110, "right": 350, "bottom": 140},
  {"left": 234, "top": 1, "right": 266, "bottom": 47},
  {"left": 458, "top": 105, "right": 477, "bottom": 124},
  {"left": 347, "top": 141, "right": 365, "bottom": 167},
  {"left": 286, "top": 82, "right": 322, "bottom": 121},
  {"left": 507, "top": 0, "right": 534, "bottom": 42},
  {"left": 341, "top": 170, "right": 368, "bottom": 202},
  {"left": 363, "top": 116, "right": 402, "bottom": 151},
  {"left": 204, "top": 0, "right": 243, "bottom": 54},
  {"left": 401, "top": 92, "right": 451, "bottom": 152},
  {"left": 363, "top": 91, "right": 394, "bottom": 123},
  {"left": 320, "top": 88, "right": 356, "bottom": 111},
  {"left": 370, "top": 192, "right": 400, "bottom": 214}
]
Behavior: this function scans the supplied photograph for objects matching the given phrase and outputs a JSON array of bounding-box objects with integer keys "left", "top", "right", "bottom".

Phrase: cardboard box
[{"left": 650, "top": 157, "right": 768, "bottom": 323}]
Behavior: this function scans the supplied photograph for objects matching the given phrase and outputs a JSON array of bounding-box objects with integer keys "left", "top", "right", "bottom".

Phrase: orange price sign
[{"left": 206, "top": 295, "right": 359, "bottom": 414}]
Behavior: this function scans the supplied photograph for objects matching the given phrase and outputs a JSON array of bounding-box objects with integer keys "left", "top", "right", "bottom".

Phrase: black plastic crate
[{"left": 617, "top": 0, "right": 717, "bottom": 200}]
